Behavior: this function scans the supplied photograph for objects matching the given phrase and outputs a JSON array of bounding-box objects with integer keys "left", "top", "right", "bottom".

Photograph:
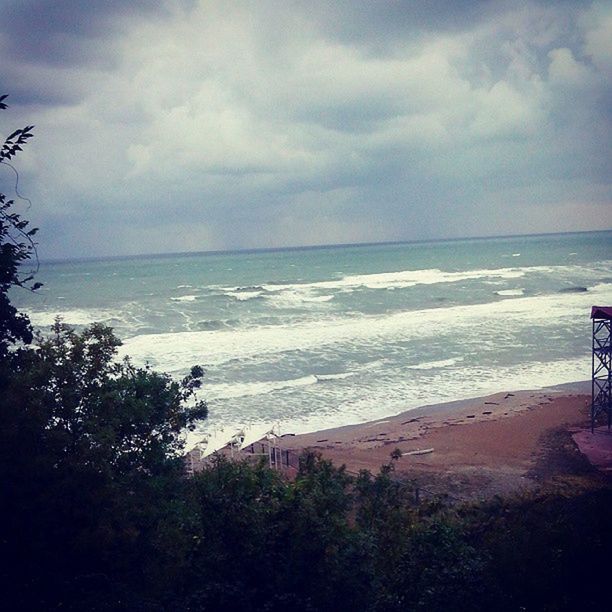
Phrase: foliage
[
  {"left": 3, "top": 340, "right": 612, "bottom": 611},
  {"left": 0, "top": 321, "right": 208, "bottom": 610},
  {"left": 9, "top": 319, "right": 208, "bottom": 472},
  {"left": 0, "top": 94, "right": 37, "bottom": 359}
]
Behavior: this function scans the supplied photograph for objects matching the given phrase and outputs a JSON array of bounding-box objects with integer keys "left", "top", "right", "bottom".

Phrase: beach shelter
[{"left": 200, "top": 427, "right": 237, "bottom": 458}]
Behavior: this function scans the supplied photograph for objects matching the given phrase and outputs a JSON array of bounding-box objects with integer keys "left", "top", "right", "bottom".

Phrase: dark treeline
[
  {"left": 2, "top": 96, "right": 612, "bottom": 611},
  {"left": 2, "top": 338, "right": 612, "bottom": 612}
]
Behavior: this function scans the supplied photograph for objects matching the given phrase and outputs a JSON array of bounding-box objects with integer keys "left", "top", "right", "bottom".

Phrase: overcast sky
[{"left": 1, "top": 0, "right": 610, "bottom": 259}]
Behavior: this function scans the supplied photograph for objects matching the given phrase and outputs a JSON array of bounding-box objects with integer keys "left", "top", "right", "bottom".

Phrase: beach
[
  {"left": 17, "top": 232, "right": 612, "bottom": 439},
  {"left": 276, "top": 381, "right": 608, "bottom": 499}
]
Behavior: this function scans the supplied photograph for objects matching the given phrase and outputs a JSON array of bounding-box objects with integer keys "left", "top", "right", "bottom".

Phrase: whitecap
[
  {"left": 171, "top": 295, "right": 198, "bottom": 302},
  {"left": 306, "top": 295, "right": 334, "bottom": 303},
  {"left": 28, "top": 309, "right": 115, "bottom": 327},
  {"left": 205, "top": 375, "right": 318, "bottom": 401},
  {"left": 268, "top": 288, "right": 333, "bottom": 308},
  {"left": 496, "top": 289, "right": 525, "bottom": 296},
  {"left": 315, "top": 372, "right": 355, "bottom": 382},
  {"left": 407, "top": 358, "right": 462, "bottom": 370},
  {"left": 258, "top": 267, "right": 529, "bottom": 293},
  {"left": 227, "top": 291, "right": 263, "bottom": 301},
  {"left": 232, "top": 265, "right": 576, "bottom": 298},
  {"left": 121, "top": 279, "right": 612, "bottom": 373}
]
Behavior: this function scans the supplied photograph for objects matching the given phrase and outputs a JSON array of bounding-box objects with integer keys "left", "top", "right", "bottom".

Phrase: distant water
[{"left": 12, "top": 231, "right": 612, "bottom": 439}]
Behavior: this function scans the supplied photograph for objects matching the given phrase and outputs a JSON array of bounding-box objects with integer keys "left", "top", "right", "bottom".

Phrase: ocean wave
[
  {"left": 215, "top": 263, "right": 595, "bottom": 297},
  {"left": 121, "top": 279, "right": 612, "bottom": 373},
  {"left": 233, "top": 285, "right": 266, "bottom": 292},
  {"left": 305, "top": 294, "right": 335, "bottom": 302},
  {"left": 496, "top": 289, "right": 525, "bottom": 296},
  {"left": 196, "top": 319, "right": 238, "bottom": 331},
  {"left": 171, "top": 295, "right": 198, "bottom": 302},
  {"left": 219, "top": 283, "right": 334, "bottom": 307},
  {"left": 209, "top": 262, "right": 612, "bottom": 308},
  {"left": 591, "top": 282, "right": 612, "bottom": 291},
  {"left": 226, "top": 291, "right": 264, "bottom": 301},
  {"left": 296, "top": 356, "right": 590, "bottom": 436},
  {"left": 191, "top": 354, "right": 592, "bottom": 442},
  {"left": 315, "top": 372, "right": 355, "bottom": 381},
  {"left": 123, "top": 278, "right": 612, "bottom": 371},
  {"left": 202, "top": 371, "right": 354, "bottom": 402},
  {"left": 268, "top": 289, "right": 335, "bottom": 308},
  {"left": 28, "top": 309, "right": 116, "bottom": 327},
  {"left": 260, "top": 266, "right": 529, "bottom": 292},
  {"left": 406, "top": 358, "right": 463, "bottom": 370},
  {"left": 206, "top": 375, "right": 318, "bottom": 400}
]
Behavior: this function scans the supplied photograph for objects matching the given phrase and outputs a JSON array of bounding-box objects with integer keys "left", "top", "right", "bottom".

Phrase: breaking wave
[{"left": 121, "top": 280, "right": 612, "bottom": 373}]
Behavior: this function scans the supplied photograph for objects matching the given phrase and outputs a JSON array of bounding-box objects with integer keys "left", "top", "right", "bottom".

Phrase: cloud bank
[{"left": 1, "top": 0, "right": 610, "bottom": 258}]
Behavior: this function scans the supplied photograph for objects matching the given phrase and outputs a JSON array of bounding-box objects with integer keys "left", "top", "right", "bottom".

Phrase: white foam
[
  {"left": 215, "top": 262, "right": 611, "bottom": 297},
  {"left": 213, "top": 262, "right": 609, "bottom": 307},
  {"left": 171, "top": 295, "right": 198, "bottom": 302},
  {"left": 226, "top": 291, "right": 263, "bottom": 301},
  {"left": 406, "top": 357, "right": 462, "bottom": 370},
  {"left": 315, "top": 372, "right": 355, "bottom": 381},
  {"left": 496, "top": 289, "right": 525, "bottom": 296},
  {"left": 122, "top": 280, "right": 612, "bottom": 374},
  {"left": 28, "top": 309, "right": 115, "bottom": 327},
  {"left": 278, "top": 355, "right": 591, "bottom": 436},
  {"left": 258, "top": 266, "right": 529, "bottom": 293},
  {"left": 205, "top": 375, "right": 318, "bottom": 400},
  {"left": 191, "top": 353, "right": 592, "bottom": 441},
  {"left": 268, "top": 288, "right": 334, "bottom": 308},
  {"left": 305, "top": 294, "right": 335, "bottom": 302}
]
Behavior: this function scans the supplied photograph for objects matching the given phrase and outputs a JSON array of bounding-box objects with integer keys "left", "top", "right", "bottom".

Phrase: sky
[{"left": 1, "top": 0, "right": 611, "bottom": 259}]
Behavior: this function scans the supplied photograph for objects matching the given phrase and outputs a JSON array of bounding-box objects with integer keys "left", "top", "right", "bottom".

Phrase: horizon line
[{"left": 40, "top": 227, "right": 612, "bottom": 265}]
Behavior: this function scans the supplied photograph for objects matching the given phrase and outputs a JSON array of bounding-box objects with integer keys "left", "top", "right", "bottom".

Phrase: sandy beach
[{"left": 276, "top": 381, "right": 608, "bottom": 499}]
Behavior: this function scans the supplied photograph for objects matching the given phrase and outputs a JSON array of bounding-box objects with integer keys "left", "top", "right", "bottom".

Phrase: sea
[{"left": 12, "top": 231, "right": 612, "bottom": 442}]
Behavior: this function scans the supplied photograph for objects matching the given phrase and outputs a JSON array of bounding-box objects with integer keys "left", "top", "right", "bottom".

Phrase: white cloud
[
  {"left": 548, "top": 48, "right": 592, "bottom": 86},
  {"left": 470, "top": 79, "right": 545, "bottom": 138},
  {"left": 1, "top": 0, "right": 609, "bottom": 258},
  {"left": 583, "top": 4, "right": 612, "bottom": 72}
]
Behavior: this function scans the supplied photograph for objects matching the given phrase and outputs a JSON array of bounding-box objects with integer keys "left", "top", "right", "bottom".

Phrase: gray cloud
[{"left": 0, "top": 0, "right": 610, "bottom": 259}]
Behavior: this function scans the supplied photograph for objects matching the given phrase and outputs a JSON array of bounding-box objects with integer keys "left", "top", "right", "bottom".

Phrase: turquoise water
[{"left": 12, "top": 231, "right": 612, "bottom": 437}]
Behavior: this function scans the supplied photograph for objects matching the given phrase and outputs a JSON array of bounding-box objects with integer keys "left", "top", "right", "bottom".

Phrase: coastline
[{"left": 276, "top": 381, "right": 599, "bottom": 498}]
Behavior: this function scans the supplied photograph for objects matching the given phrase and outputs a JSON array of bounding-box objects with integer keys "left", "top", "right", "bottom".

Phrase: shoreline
[
  {"left": 279, "top": 379, "right": 591, "bottom": 443},
  {"left": 276, "top": 380, "right": 597, "bottom": 498}
]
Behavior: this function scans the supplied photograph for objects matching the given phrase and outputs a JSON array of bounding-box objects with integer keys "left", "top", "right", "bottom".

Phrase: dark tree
[
  {"left": 1, "top": 319, "right": 209, "bottom": 609},
  {"left": 0, "top": 94, "right": 37, "bottom": 359}
]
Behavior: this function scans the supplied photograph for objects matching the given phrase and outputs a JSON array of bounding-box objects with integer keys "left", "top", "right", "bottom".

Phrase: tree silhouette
[{"left": 0, "top": 94, "right": 37, "bottom": 359}]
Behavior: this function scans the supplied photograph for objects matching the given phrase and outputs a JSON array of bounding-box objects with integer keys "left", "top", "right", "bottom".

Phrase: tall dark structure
[{"left": 591, "top": 306, "right": 612, "bottom": 432}]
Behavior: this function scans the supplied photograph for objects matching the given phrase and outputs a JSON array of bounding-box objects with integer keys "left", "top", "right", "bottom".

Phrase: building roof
[{"left": 591, "top": 306, "right": 612, "bottom": 320}]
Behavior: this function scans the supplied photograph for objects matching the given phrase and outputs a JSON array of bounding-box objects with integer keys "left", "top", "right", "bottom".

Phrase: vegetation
[
  {"left": 0, "top": 95, "right": 36, "bottom": 360},
  {"left": 1, "top": 95, "right": 611, "bottom": 610}
]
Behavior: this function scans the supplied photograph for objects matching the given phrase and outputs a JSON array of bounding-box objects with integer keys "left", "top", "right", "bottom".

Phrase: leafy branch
[{"left": 0, "top": 94, "right": 39, "bottom": 292}]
